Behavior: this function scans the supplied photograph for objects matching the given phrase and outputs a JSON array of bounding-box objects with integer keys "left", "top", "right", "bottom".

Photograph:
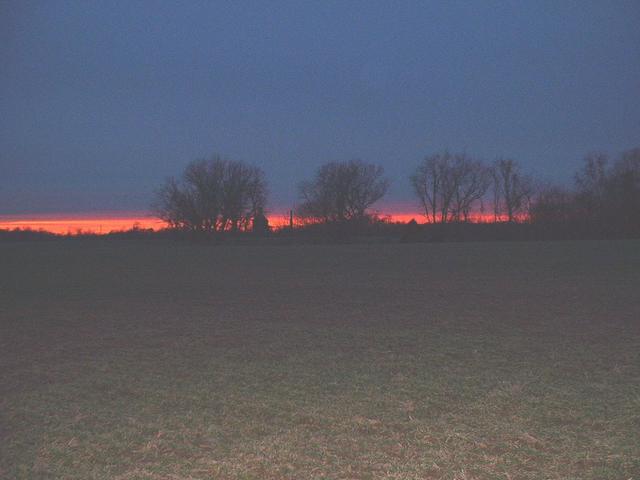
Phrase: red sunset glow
[
  {"left": 0, "top": 208, "right": 502, "bottom": 235},
  {"left": 0, "top": 213, "right": 164, "bottom": 235}
]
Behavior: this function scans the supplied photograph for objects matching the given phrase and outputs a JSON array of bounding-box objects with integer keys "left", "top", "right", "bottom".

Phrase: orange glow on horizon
[
  {"left": 379, "top": 211, "right": 503, "bottom": 224},
  {"left": 0, "top": 213, "right": 164, "bottom": 235},
  {"left": 0, "top": 209, "right": 504, "bottom": 235}
]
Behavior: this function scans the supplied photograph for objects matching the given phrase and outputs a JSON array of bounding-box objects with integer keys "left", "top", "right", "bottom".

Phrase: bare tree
[
  {"left": 153, "top": 156, "right": 267, "bottom": 233},
  {"left": 220, "top": 160, "right": 268, "bottom": 231},
  {"left": 608, "top": 148, "right": 640, "bottom": 231},
  {"left": 449, "top": 154, "right": 491, "bottom": 222},
  {"left": 297, "top": 160, "right": 389, "bottom": 223},
  {"left": 574, "top": 152, "right": 609, "bottom": 221},
  {"left": 529, "top": 184, "right": 576, "bottom": 225},
  {"left": 491, "top": 158, "right": 534, "bottom": 222},
  {"left": 410, "top": 152, "right": 453, "bottom": 223},
  {"left": 572, "top": 149, "right": 639, "bottom": 232},
  {"left": 411, "top": 152, "right": 490, "bottom": 223}
]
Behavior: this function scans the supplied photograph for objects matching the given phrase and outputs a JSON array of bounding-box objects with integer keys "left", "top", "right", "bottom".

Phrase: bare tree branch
[
  {"left": 491, "top": 158, "right": 534, "bottom": 222},
  {"left": 411, "top": 152, "right": 490, "bottom": 223},
  {"left": 297, "top": 160, "right": 389, "bottom": 224},
  {"left": 152, "top": 156, "right": 267, "bottom": 233}
]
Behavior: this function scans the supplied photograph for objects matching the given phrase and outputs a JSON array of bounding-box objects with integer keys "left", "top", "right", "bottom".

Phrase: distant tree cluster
[
  {"left": 297, "top": 160, "right": 389, "bottom": 224},
  {"left": 153, "top": 156, "right": 266, "bottom": 233},
  {"left": 409, "top": 153, "right": 535, "bottom": 223},
  {"left": 410, "top": 152, "right": 490, "bottom": 223},
  {"left": 531, "top": 148, "right": 640, "bottom": 236},
  {"left": 153, "top": 147, "right": 639, "bottom": 238}
]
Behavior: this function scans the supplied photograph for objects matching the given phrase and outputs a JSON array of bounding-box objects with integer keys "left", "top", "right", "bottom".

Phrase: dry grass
[{"left": 1, "top": 239, "right": 639, "bottom": 479}]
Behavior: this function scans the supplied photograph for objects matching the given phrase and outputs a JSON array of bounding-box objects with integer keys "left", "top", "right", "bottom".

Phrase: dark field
[{"left": 1, "top": 240, "right": 639, "bottom": 479}]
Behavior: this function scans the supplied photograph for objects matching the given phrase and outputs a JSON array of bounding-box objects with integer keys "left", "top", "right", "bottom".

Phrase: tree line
[{"left": 153, "top": 147, "right": 640, "bottom": 237}]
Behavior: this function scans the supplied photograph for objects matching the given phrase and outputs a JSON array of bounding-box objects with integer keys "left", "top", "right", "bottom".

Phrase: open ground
[{"left": 1, "top": 240, "right": 639, "bottom": 479}]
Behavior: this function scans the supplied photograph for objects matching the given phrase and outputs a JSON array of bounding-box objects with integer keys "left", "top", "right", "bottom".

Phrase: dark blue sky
[{"left": 2, "top": 1, "right": 639, "bottom": 215}]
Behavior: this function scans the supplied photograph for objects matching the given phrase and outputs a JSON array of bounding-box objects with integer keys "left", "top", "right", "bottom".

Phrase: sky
[{"left": 1, "top": 0, "right": 639, "bottom": 216}]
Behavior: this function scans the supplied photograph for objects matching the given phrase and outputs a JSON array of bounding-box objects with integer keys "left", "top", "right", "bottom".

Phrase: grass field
[{"left": 1, "top": 239, "right": 639, "bottom": 479}]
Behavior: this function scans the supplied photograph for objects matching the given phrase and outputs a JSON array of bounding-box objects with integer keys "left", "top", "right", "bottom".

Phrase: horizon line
[{"left": 0, "top": 208, "right": 505, "bottom": 235}]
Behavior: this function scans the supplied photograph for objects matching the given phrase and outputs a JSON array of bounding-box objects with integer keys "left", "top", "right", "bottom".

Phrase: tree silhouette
[
  {"left": 297, "top": 160, "right": 389, "bottom": 224},
  {"left": 153, "top": 156, "right": 267, "bottom": 233},
  {"left": 411, "top": 152, "right": 490, "bottom": 223},
  {"left": 607, "top": 148, "right": 640, "bottom": 233},
  {"left": 491, "top": 158, "right": 534, "bottom": 222}
]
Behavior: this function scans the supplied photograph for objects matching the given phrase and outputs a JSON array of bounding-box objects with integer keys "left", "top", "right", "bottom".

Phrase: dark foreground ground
[{"left": 1, "top": 240, "right": 639, "bottom": 479}]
